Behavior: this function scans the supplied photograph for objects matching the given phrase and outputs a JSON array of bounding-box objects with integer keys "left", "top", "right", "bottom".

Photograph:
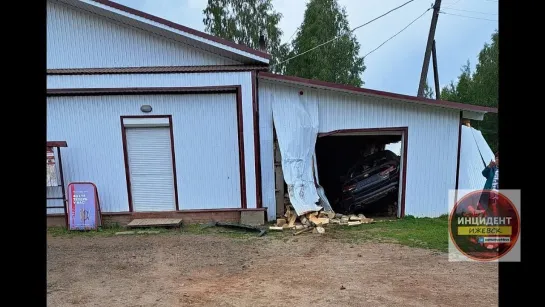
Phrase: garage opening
[{"left": 315, "top": 130, "right": 406, "bottom": 218}]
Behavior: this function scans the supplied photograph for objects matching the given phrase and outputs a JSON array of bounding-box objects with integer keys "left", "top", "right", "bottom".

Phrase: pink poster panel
[{"left": 67, "top": 182, "right": 102, "bottom": 230}]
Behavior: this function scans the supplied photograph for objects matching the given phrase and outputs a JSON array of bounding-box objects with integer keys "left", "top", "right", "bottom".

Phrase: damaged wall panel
[
  {"left": 316, "top": 91, "right": 459, "bottom": 218},
  {"left": 259, "top": 80, "right": 461, "bottom": 218},
  {"left": 268, "top": 90, "right": 322, "bottom": 216},
  {"left": 458, "top": 125, "right": 495, "bottom": 191}
]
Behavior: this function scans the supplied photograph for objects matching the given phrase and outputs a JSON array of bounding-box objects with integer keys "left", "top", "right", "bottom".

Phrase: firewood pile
[{"left": 269, "top": 205, "right": 375, "bottom": 235}]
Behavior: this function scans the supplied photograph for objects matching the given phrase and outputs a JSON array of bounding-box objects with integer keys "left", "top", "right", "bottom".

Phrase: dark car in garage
[{"left": 338, "top": 149, "right": 401, "bottom": 214}]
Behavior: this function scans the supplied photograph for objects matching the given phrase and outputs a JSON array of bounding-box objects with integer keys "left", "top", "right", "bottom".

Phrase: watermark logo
[{"left": 448, "top": 189, "right": 520, "bottom": 262}]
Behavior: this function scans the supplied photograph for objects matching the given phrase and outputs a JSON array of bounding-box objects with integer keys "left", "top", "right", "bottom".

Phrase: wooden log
[
  {"left": 318, "top": 218, "right": 329, "bottom": 225},
  {"left": 308, "top": 215, "right": 329, "bottom": 225},
  {"left": 361, "top": 218, "right": 375, "bottom": 224},
  {"left": 288, "top": 214, "right": 297, "bottom": 227},
  {"left": 293, "top": 227, "right": 314, "bottom": 236},
  {"left": 349, "top": 215, "right": 361, "bottom": 221},
  {"left": 269, "top": 226, "right": 284, "bottom": 231},
  {"left": 357, "top": 214, "right": 366, "bottom": 219},
  {"left": 326, "top": 212, "right": 336, "bottom": 219},
  {"left": 347, "top": 221, "right": 362, "bottom": 226},
  {"left": 284, "top": 206, "right": 293, "bottom": 220},
  {"left": 330, "top": 219, "right": 341, "bottom": 224}
]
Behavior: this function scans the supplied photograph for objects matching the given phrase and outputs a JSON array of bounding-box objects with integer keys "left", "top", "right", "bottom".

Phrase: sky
[{"left": 114, "top": 0, "right": 498, "bottom": 96}]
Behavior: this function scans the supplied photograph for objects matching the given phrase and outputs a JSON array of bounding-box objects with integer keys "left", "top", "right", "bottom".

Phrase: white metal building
[
  {"left": 257, "top": 74, "right": 496, "bottom": 219},
  {"left": 46, "top": 0, "right": 497, "bottom": 226}
]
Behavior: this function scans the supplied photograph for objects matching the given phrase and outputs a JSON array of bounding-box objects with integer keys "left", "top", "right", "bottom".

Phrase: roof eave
[{"left": 258, "top": 72, "right": 497, "bottom": 115}]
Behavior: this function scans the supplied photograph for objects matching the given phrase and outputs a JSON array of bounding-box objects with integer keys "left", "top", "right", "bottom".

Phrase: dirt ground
[{"left": 47, "top": 232, "right": 498, "bottom": 307}]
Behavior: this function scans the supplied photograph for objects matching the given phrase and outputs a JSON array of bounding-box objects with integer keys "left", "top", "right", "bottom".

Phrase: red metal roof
[
  {"left": 47, "top": 141, "right": 68, "bottom": 147},
  {"left": 258, "top": 72, "right": 497, "bottom": 113},
  {"left": 90, "top": 0, "right": 271, "bottom": 60}
]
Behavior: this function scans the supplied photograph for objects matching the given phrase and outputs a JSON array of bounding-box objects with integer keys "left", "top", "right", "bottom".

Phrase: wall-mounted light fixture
[{"left": 140, "top": 105, "right": 152, "bottom": 113}]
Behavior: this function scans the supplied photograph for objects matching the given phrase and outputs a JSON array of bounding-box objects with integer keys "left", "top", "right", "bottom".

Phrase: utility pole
[
  {"left": 431, "top": 40, "right": 440, "bottom": 100},
  {"left": 417, "top": 0, "right": 442, "bottom": 97}
]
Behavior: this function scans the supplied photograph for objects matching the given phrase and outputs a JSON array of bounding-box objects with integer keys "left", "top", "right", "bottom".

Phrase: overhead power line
[
  {"left": 444, "top": 7, "right": 497, "bottom": 15},
  {"left": 363, "top": 8, "right": 431, "bottom": 59},
  {"left": 287, "top": 27, "right": 299, "bottom": 42},
  {"left": 440, "top": 11, "right": 498, "bottom": 22},
  {"left": 271, "top": 0, "right": 417, "bottom": 68},
  {"left": 443, "top": 0, "right": 462, "bottom": 10}
]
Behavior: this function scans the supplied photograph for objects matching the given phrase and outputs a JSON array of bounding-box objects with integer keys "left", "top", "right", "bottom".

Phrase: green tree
[
  {"left": 441, "top": 30, "right": 498, "bottom": 152},
  {"left": 423, "top": 79, "right": 435, "bottom": 99},
  {"left": 202, "top": 0, "right": 290, "bottom": 73},
  {"left": 284, "top": 0, "right": 365, "bottom": 87}
]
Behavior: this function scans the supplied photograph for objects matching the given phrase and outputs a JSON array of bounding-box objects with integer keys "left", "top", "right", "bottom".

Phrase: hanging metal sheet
[{"left": 271, "top": 92, "right": 322, "bottom": 216}]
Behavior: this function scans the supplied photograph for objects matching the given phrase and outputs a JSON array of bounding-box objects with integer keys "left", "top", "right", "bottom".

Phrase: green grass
[
  {"left": 47, "top": 222, "right": 274, "bottom": 239},
  {"left": 325, "top": 215, "right": 449, "bottom": 252},
  {"left": 47, "top": 215, "right": 449, "bottom": 252}
]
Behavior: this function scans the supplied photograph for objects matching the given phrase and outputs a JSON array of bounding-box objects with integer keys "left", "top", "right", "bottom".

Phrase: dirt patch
[{"left": 47, "top": 232, "right": 497, "bottom": 307}]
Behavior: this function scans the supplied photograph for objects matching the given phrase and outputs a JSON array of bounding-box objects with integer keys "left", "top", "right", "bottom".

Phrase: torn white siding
[
  {"left": 259, "top": 80, "right": 460, "bottom": 218},
  {"left": 458, "top": 126, "right": 495, "bottom": 191},
  {"left": 47, "top": 0, "right": 239, "bottom": 68},
  {"left": 47, "top": 93, "right": 242, "bottom": 213},
  {"left": 269, "top": 92, "right": 322, "bottom": 215},
  {"left": 47, "top": 71, "right": 258, "bottom": 211}
]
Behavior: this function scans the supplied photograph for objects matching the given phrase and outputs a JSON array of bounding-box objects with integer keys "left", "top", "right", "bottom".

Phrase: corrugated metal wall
[
  {"left": 47, "top": 93, "right": 242, "bottom": 212},
  {"left": 259, "top": 81, "right": 460, "bottom": 218},
  {"left": 47, "top": 0, "right": 239, "bottom": 68},
  {"left": 48, "top": 72, "right": 258, "bottom": 213},
  {"left": 257, "top": 82, "right": 276, "bottom": 221}
]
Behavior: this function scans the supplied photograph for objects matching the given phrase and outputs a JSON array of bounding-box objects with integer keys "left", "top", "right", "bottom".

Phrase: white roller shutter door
[{"left": 126, "top": 127, "right": 176, "bottom": 212}]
